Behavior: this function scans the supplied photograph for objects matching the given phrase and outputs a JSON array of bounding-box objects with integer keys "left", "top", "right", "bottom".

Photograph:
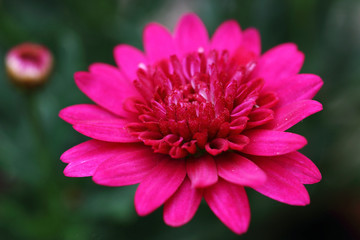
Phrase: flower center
[
  {"left": 126, "top": 49, "right": 279, "bottom": 158},
  {"left": 19, "top": 52, "right": 43, "bottom": 67}
]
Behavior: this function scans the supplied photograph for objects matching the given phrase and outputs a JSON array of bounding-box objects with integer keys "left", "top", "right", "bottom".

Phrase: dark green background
[{"left": 1, "top": 0, "right": 359, "bottom": 239}]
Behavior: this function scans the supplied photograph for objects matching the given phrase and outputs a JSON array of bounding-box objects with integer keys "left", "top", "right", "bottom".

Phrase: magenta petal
[
  {"left": 266, "top": 100, "right": 323, "bottom": 131},
  {"left": 61, "top": 140, "right": 135, "bottom": 177},
  {"left": 186, "top": 155, "right": 218, "bottom": 188},
  {"left": 241, "top": 27, "right": 261, "bottom": 56},
  {"left": 114, "top": 44, "right": 147, "bottom": 80},
  {"left": 163, "top": 177, "right": 202, "bottom": 227},
  {"left": 204, "top": 179, "right": 250, "bottom": 234},
  {"left": 251, "top": 43, "right": 304, "bottom": 88},
  {"left": 135, "top": 158, "right": 186, "bottom": 216},
  {"left": 61, "top": 103, "right": 139, "bottom": 143},
  {"left": 59, "top": 104, "right": 130, "bottom": 125},
  {"left": 63, "top": 157, "right": 105, "bottom": 177},
  {"left": 252, "top": 156, "right": 310, "bottom": 205},
  {"left": 211, "top": 20, "right": 242, "bottom": 55},
  {"left": 205, "top": 138, "right": 229, "bottom": 156},
  {"left": 242, "top": 129, "right": 307, "bottom": 156},
  {"left": 61, "top": 140, "right": 118, "bottom": 163},
  {"left": 143, "top": 23, "right": 175, "bottom": 63},
  {"left": 246, "top": 108, "right": 274, "bottom": 129},
  {"left": 88, "top": 63, "right": 141, "bottom": 98},
  {"left": 92, "top": 146, "right": 160, "bottom": 186},
  {"left": 270, "top": 152, "right": 322, "bottom": 184},
  {"left": 89, "top": 63, "right": 129, "bottom": 84},
  {"left": 174, "top": 13, "right": 209, "bottom": 55},
  {"left": 73, "top": 121, "right": 139, "bottom": 143},
  {"left": 216, "top": 152, "right": 267, "bottom": 187},
  {"left": 228, "top": 135, "right": 249, "bottom": 151},
  {"left": 74, "top": 70, "right": 137, "bottom": 117},
  {"left": 274, "top": 74, "right": 324, "bottom": 106}
]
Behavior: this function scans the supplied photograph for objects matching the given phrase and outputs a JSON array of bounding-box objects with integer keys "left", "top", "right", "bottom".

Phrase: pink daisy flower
[
  {"left": 5, "top": 43, "right": 53, "bottom": 87},
  {"left": 59, "top": 13, "right": 323, "bottom": 234}
]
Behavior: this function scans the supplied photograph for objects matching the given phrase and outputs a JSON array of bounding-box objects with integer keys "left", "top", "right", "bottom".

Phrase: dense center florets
[{"left": 125, "top": 49, "right": 279, "bottom": 158}]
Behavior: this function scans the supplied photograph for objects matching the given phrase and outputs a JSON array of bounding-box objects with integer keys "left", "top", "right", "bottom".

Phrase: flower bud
[{"left": 5, "top": 43, "right": 53, "bottom": 88}]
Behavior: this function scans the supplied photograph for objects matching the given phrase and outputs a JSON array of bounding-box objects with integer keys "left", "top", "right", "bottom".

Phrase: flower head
[
  {"left": 5, "top": 43, "right": 53, "bottom": 88},
  {"left": 60, "top": 13, "right": 323, "bottom": 234}
]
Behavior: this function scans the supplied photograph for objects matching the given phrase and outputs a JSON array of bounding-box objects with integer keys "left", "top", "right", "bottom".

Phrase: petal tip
[
  {"left": 73, "top": 71, "right": 87, "bottom": 81},
  {"left": 179, "top": 12, "right": 201, "bottom": 21},
  {"left": 134, "top": 198, "right": 152, "bottom": 217},
  {"left": 58, "top": 108, "right": 68, "bottom": 122},
  {"left": 63, "top": 164, "right": 81, "bottom": 177},
  {"left": 60, "top": 150, "right": 70, "bottom": 162}
]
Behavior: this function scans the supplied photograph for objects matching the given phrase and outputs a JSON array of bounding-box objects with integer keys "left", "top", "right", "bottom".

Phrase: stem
[
  {"left": 23, "top": 90, "right": 65, "bottom": 237},
  {"left": 24, "top": 90, "right": 51, "bottom": 176}
]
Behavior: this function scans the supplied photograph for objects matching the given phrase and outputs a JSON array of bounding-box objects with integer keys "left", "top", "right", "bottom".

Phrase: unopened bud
[{"left": 5, "top": 43, "right": 53, "bottom": 88}]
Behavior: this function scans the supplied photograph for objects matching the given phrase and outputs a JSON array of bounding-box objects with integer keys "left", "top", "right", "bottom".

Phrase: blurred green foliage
[{"left": 0, "top": 0, "right": 360, "bottom": 239}]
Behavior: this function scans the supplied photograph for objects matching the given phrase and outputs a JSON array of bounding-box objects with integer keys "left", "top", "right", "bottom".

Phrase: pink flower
[
  {"left": 59, "top": 13, "right": 323, "bottom": 234},
  {"left": 5, "top": 43, "right": 53, "bottom": 87}
]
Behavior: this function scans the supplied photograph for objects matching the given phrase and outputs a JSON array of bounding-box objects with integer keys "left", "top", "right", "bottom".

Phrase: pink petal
[
  {"left": 92, "top": 146, "right": 161, "bottom": 186},
  {"left": 59, "top": 103, "right": 139, "bottom": 142},
  {"left": 211, "top": 20, "right": 242, "bottom": 55},
  {"left": 251, "top": 156, "right": 310, "bottom": 205},
  {"left": 216, "top": 152, "right": 267, "bottom": 187},
  {"left": 204, "top": 179, "right": 250, "bottom": 235},
  {"left": 241, "top": 129, "right": 307, "bottom": 156},
  {"left": 143, "top": 23, "right": 175, "bottom": 63},
  {"left": 114, "top": 44, "right": 147, "bottom": 80},
  {"left": 174, "top": 13, "right": 209, "bottom": 55},
  {"left": 60, "top": 139, "right": 116, "bottom": 163},
  {"left": 186, "top": 155, "right": 218, "bottom": 188},
  {"left": 74, "top": 69, "right": 138, "bottom": 117},
  {"left": 266, "top": 100, "right": 323, "bottom": 131},
  {"left": 241, "top": 27, "right": 261, "bottom": 56},
  {"left": 61, "top": 141, "right": 88, "bottom": 164},
  {"left": 231, "top": 97, "right": 256, "bottom": 118},
  {"left": 163, "top": 177, "right": 202, "bottom": 227},
  {"left": 88, "top": 63, "right": 142, "bottom": 99},
  {"left": 89, "top": 63, "right": 127, "bottom": 82},
  {"left": 61, "top": 140, "right": 138, "bottom": 177},
  {"left": 73, "top": 120, "right": 139, "bottom": 143},
  {"left": 245, "top": 108, "right": 274, "bottom": 129},
  {"left": 59, "top": 104, "right": 130, "bottom": 125},
  {"left": 135, "top": 158, "right": 186, "bottom": 216},
  {"left": 63, "top": 157, "right": 105, "bottom": 177},
  {"left": 251, "top": 43, "right": 304, "bottom": 88},
  {"left": 60, "top": 139, "right": 119, "bottom": 163},
  {"left": 270, "top": 152, "right": 322, "bottom": 184},
  {"left": 274, "top": 74, "right": 323, "bottom": 106},
  {"left": 205, "top": 138, "right": 229, "bottom": 156},
  {"left": 227, "top": 135, "right": 249, "bottom": 151},
  {"left": 229, "top": 117, "right": 248, "bottom": 135}
]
